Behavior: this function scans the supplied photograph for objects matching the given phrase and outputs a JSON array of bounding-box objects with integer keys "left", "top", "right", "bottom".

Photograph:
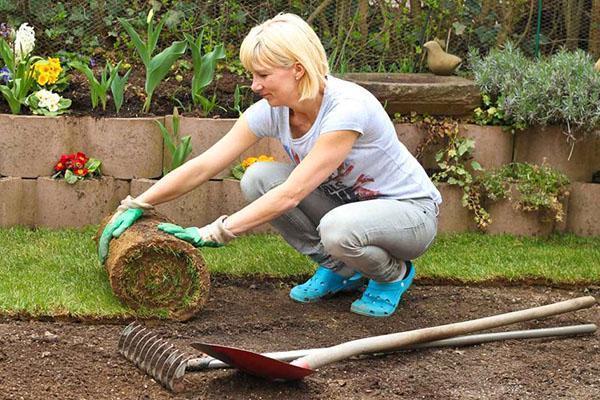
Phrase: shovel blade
[{"left": 191, "top": 342, "right": 314, "bottom": 381}]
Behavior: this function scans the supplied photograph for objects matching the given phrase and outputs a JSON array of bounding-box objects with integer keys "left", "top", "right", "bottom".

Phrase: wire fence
[{"left": 0, "top": 0, "right": 598, "bottom": 73}]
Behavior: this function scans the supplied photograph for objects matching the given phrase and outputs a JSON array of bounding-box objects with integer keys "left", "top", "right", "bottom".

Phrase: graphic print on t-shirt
[
  {"left": 284, "top": 146, "right": 381, "bottom": 203},
  {"left": 320, "top": 161, "right": 380, "bottom": 202}
]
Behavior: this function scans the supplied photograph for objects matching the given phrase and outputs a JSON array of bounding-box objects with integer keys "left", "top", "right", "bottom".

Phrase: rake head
[{"left": 118, "top": 322, "right": 192, "bottom": 393}]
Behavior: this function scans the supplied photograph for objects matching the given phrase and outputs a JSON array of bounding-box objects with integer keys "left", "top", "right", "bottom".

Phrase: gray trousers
[{"left": 240, "top": 162, "right": 438, "bottom": 282}]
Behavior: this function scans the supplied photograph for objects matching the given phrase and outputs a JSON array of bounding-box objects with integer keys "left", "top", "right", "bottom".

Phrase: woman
[{"left": 99, "top": 13, "right": 441, "bottom": 318}]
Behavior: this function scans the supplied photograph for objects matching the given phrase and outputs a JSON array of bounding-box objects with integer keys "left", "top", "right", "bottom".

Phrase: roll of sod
[{"left": 97, "top": 212, "right": 210, "bottom": 321}]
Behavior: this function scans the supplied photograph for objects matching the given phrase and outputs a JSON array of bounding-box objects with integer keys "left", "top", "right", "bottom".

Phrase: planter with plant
[
  {"left": 394, "top": 112, "right": 512, "bottom": 174},
  {"left": 36, "top": 151, "right": 128, "bottom": 228},
  {"left": 469, "top": 44, "right": 600, "bottom": 182},
  {"left": 427, "top": 120, "right": 487, "bottom": 232},
  {"left": 477, "top": 163, "right": 570, "bottom": 236}
]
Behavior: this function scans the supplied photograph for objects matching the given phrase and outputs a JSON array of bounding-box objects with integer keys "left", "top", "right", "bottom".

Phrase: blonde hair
[{"left": 239, "top": 13, "right": 329, "bottom": 101}]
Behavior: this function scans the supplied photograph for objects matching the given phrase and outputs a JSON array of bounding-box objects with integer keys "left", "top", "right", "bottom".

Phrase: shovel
[{"left": 190, "top": 296, "right": 596, "bottom": 381}]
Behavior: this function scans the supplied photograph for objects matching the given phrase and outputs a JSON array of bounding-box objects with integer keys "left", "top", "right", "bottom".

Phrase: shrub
[{"left": 470, "top": 44, "right": 600, "bottom": 137}]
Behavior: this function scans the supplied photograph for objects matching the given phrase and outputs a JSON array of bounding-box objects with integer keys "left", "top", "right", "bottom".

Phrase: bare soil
[{"left": 1, "top": 279, "right": 599, "bottom": 400}]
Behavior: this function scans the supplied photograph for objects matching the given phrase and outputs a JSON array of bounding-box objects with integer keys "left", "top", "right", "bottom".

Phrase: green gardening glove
[
  {"left": 157, "top": 222, "right": 224, "bottom": 248},
  {"left": 98, "top": 208, "right": 144, "bottom": 264}
]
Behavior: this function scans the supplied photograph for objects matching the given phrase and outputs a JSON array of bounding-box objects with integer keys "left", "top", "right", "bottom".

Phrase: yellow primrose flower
[
  {"left": 241, "top": 155, "right": 275, "bottom": 170},
  {"left": 241, "top": 157, "right": 258, "bottom": 169},
  {"left": 36, "top": 63, "right": 50, "bottom": 74},
  {"left": 37, "top": 72, "right": 49, "bottom": 85}
]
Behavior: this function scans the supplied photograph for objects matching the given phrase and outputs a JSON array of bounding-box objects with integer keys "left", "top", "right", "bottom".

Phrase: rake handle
[{"left": 294, "top": 296, "right": 597, "bottom": 370}]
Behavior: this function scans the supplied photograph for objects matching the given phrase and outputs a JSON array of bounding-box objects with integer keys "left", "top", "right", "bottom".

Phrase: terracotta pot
[
  {"left": 162, "top": 117, "right": 289, "bottom": 178},
  {"left": 566, "top": 182, "right": 600, "bottom": 236},
  {"left": 0, "top": 177, "right": 36, "bottom": 227},
  {"left": 35, "top": 176, "right": 129, "bottom": 228},
  {"left": 436, "top": 183, "right": 476, "bottom": 233},
  {"left": 130, "top": 178, "right": 275, "bottom": 234},
  {"left": 513, "top": 126, "right": 600, "bottom": 182}
]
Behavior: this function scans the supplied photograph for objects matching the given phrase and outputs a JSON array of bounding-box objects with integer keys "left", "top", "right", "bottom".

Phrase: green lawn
[{"left": 0, "top": 226, "right": 598, "bottom": 318}]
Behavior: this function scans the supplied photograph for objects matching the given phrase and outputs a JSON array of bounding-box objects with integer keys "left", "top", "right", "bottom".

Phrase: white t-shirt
[{"left": 244, "top": 75, "right": 442, "bottom": 205}]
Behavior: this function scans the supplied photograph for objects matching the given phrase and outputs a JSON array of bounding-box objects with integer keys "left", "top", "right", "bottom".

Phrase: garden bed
[{"left": 1, "top": 279, "right": 598, "bottom": 399}]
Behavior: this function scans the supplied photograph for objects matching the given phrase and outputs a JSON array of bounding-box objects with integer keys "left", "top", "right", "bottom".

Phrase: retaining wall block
[
  {"left": 163, "top": 117, "right": 290, "bottom": 178},
  {"left": 131, "top": 178, "right": 275, "bottom": 234},
  {"left": 514, "top": 126, "right": 600, "bottom": 183},
  {"left": 35, "top": 177, "right": 129, "bottom": 228},
  {"left": 436, "top": 183, "right": 476, "bottom": 233},
  {"left": 0, "top": 177, "right": 36, "bottom": 227},
  {"left": 566, "top": 182, "right": 600, "bottom": 236},
  {"left": 75, "top": 117, "right": 164, "bottom": 179},
  {"left": 0, "top": 115, "right": 71, "bottom": 178}
]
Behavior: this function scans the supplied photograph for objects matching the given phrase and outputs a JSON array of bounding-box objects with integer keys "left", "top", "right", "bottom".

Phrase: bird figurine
[
  {"left": 423, "top": 40, "right": 462, "bottom": 76},
  {"left": 595, "top": 57, "right": 600, "bottom": 72}
]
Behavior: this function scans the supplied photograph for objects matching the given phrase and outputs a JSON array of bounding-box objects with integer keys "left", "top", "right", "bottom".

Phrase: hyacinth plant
[
  {"left": 119, "top": 9, "right": 187, "bottom": 113},
  {"left": 0, "top": 23, "right": 40, "bottom": 114}
]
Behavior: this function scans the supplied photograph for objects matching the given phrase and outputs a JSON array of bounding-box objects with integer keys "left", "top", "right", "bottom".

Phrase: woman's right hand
[{"left": 98, "top": 208, "right": 144, "bottom": 264}]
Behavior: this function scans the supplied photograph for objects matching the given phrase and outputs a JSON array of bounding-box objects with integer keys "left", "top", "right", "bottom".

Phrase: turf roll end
[{"left": 97, "top": 212, "right": 210, "bottom": 321}]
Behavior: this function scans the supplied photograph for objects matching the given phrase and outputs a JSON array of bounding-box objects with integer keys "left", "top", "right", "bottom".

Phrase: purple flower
[
  {"left": 0, "top": 66, "right": 11, "bottom": 84},
  {"left": 89, "top": 57, "right": 96, "bottom": 68},
  {"left": 0, "top": 23, "right": 11, "bottom": 38}
]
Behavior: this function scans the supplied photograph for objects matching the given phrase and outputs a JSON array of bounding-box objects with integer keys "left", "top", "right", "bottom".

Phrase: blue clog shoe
[
  {"left": 350, "top": 261, "right": 415, "bottom": 317},
  {"left": 290, "top": 266, "right": 365, "bottom": 303}
]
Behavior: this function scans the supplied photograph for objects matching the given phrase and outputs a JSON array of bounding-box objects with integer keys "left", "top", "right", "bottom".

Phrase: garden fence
[{"left": 0, "top": 0, "right": 598, "bottom": 73}]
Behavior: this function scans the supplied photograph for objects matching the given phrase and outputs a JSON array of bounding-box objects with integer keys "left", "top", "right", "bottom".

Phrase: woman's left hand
[{"left": 158, "top": 216, "right": 236, "bottom": 248}]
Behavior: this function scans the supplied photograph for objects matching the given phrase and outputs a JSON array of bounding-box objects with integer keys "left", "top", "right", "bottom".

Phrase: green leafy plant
[
  {"left": 52, "top": 152, "right": 101, "bottom": 185},
  {"left": 119, "top": 10, "right": 187, "bottom": 112},
  {"left": 25, "top": 88, "right": 71, "bottom": 116},
  {"left": 0, "top": 34, "right": 40, "bottom": 114},
  {"left": 69, "top": 60, "right": 121, "bottom": 111},
  {"left": 469, "top": 44, "right": 600, "bottom": 138},
  {"left": 232, "top": 84, "right": 243, "bottom": 116},
  {"left": 477, "top": 163, "right": 570, "bottom": 224},
  {"left": 184, "top": 30, "right": 225, "bottom": 115},
  {"left": 156, "top": 107, "right": 192, "bottom": 175},
  {"left": 427, "top": 119, "right": 490, "bottom": 229},
  {"left": 109, "top": 63, "right": 131, "bottom": 113},
  {"left": 228, "top": 155, "right": 275, "bottom": 181}
]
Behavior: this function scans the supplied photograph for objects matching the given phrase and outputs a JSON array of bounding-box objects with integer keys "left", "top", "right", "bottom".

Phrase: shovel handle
[{"left": 294, "top": 296, "right": 597, "bottom": 370}]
